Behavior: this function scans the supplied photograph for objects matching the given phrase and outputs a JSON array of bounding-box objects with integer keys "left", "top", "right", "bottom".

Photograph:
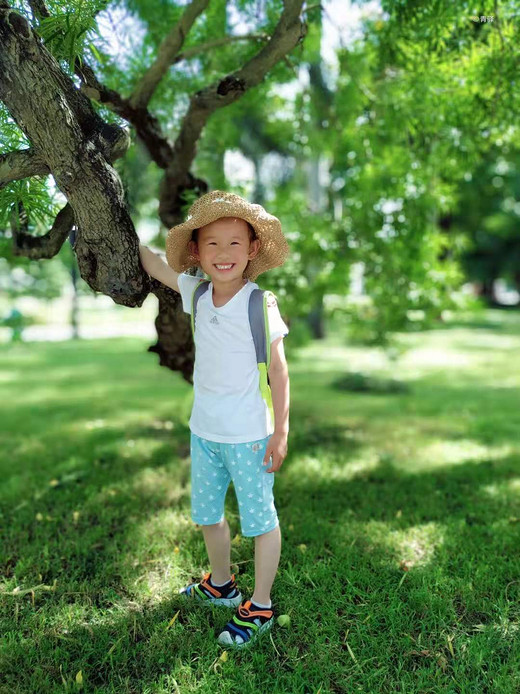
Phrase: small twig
[{"left": 1, "top": 579, "right": 58, "bottom": 596}]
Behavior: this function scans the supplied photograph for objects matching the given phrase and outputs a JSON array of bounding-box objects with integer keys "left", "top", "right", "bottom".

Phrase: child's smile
[{"left": 214, "top": 263, "right": 236, "bottom": 272}]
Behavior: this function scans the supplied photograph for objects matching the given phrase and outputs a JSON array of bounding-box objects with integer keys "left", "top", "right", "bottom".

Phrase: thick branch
[
  {"left": 147, "top": 280, "right": 195, "bottom": 383},
  {"left": 129, "top": 0, "right": 210, "bottom": 110},
  {"left": 0, "top": 148, "right": 49, "bottom": 187},
  {"left": 75, "top": 58, "right": 174, "bottom": 168},
  {"left": 0, "top": 124, "right": 130, "bottom": 188},
  {"left": 11, "top": 202, "right": 74, "bottom": 258},
  {"left": 27, "top": 0, "right": 50, "bottom": 22},
  {"left": 74, "top": 32, "right": 272, "bottom": 168}
]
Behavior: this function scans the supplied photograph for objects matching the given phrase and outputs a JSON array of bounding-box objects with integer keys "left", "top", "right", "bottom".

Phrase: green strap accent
[
  {"left": 233, "top": 616, "right": 260, "bottom": 632},
  {"left": 261, "top": 291, "right": 275, "bottom": 428},
  {"left": 258, "top": 362, "right": 275, "bottom": 431},
  {"left": 194, "top": 585, "right": 209, "bottom": 600}
]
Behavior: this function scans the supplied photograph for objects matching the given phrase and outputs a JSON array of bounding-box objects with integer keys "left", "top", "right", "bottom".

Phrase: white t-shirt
[{"left": 177, "top": 272, "right": 289, "bottom": 443}]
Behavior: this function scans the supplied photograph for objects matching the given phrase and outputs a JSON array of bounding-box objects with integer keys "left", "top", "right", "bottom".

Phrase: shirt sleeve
[
  {"left": 177, "top": 272, "right": 202, "bottom": 315},
  {"left": 266, "top": 292, "right": 289, "bottom": 343}
]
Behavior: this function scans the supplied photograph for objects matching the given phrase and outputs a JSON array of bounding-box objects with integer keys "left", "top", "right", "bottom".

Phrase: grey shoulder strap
[
  {"left": 190, "top": 279, "right": 210, "bottom": 336},
  {"left": 249, "top": 288, "right": 268, "bottom": 368}
]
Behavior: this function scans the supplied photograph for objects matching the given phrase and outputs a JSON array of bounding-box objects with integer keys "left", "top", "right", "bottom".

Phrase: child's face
[{"left": 188, "top": 217, "right": 260, "bottom": 282}]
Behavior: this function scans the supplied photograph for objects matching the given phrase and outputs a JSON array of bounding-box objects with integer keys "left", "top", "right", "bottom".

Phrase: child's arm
[
  {"left": 268, "top": 336, "right": 290, "bottom": 436},
  {"left": 139, "top": 243, "right": 180, "bottom": 293}
]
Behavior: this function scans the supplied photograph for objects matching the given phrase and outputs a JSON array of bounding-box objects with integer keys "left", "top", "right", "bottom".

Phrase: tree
[{"left": 0, "top": 0, "right": 307, "bottom": 381}]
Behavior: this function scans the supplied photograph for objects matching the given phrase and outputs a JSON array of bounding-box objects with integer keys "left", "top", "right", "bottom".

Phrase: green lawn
[{"left": 1, "top": 309, "right": 519, "bottom": 693}]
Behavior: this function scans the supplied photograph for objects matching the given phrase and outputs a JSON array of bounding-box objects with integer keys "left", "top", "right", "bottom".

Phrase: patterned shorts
[{"left": 190, "top": 432, "right": 279, "bottom": 537}]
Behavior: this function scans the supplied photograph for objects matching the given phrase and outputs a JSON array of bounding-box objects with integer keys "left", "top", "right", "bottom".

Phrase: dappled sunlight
[
  {"left": 384, "top": 521, "right": 444, "bottom": 570},
  {"left": 285, "top": 448, "right": 381, "bottom": 483},
  {"left": 407, "top": 440, "right": 514, "bottom": 472},
  {"left": 126, "top": 465, "right": 188, "bottom": 506},
  {"left": 482, "top": 477, "right": 520, "bottom": 500},
  {"left": 51, "top": 414, "right": 183, "bottom": 449},
  {"left": 401, "top": 345, "right": 476, "bottom": 372},
  {"left": 508, "top": 478, "right": 520, "bottom": 493},
  {"left": 121, "top": 509, "right": 192, "bottom": 603},
  {"left": 449, "top": 332, "right": 520, "bottom": 352},
  {"left": 363, "top": 520, "right": 444, "bottom": 570},
  {"left": 329, "top": 454, "right": 381, "bottom": 481},
  {"left": 292, "top": 341, "right": 389, "bottom": 375},
  {"left": 481, "top": 482, "right": 501, "bottom": 497}
]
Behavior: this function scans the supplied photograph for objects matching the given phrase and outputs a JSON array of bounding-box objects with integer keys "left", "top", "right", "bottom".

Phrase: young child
[{"left": 138, "top": 190, "right": 290, "bottom": 649}]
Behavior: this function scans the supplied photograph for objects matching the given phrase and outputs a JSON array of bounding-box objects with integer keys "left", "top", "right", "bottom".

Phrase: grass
[{"left": 1, "top": 308, "right": 519, "bottom": 693}]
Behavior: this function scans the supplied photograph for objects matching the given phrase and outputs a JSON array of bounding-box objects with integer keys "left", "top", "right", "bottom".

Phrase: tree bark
[{"left": 0, "top": 4, "right": 145, "bottom": 305}]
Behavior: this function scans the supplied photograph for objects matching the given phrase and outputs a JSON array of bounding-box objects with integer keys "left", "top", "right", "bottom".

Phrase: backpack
[{"left": 190, "top": 279, "right": 275, "bottom": 428}]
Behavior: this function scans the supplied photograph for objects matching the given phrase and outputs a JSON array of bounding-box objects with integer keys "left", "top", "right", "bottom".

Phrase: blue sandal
[
  {"left": 217, "top": 599, "right": 274, "bottom": 648},
  {"left": 179, "top": 572, "right": 242, "bottom": 608}
]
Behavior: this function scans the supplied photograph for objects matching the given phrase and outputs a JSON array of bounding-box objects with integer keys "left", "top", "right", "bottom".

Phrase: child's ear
[
  {"left": 187, "top": 240, "right": 199, "bottom": 260},
  {"left": 249, "top": 238, "right": 261, "bottom": 259}
]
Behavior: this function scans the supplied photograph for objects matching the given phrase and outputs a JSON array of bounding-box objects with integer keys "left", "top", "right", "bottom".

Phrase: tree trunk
[
  {"left": 0, "top": 7, "right": 146, "bottom": 305},
  {"left": 476, "top": 278, "right": 497, "bottom": 304},
  {"left": 0, "top": 6, "right": 196, "bottom": 378},
  {"left": 70, "top": 257, "right": 79, "bottom": 340}
]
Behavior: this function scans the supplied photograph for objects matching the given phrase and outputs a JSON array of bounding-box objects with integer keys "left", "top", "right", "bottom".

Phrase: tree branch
[
  {"left": 74, "top": 31, "right": 272, "bottom": 168},
  {"left": 0, "top": 148, "right": 49, "bottom": 187},
  {"left": 75, "top": 58, "right": 174, "bottom": 168},
  {"left": 129, "top": 0, "right": 210, "bottom": 110},
  {"left": 11, "top": 202, "right": 74, "bottom": 259},
  {"left": 173, "top": 33, "right": 270, "bottom": 64},
  {"left": 27, "top": 0, "right": 50, "bottom": 22}
]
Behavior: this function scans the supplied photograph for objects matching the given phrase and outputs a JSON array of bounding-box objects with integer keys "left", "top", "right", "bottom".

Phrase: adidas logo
[{"left": 210, "top": 315, "right": 219, "bottom": 324}]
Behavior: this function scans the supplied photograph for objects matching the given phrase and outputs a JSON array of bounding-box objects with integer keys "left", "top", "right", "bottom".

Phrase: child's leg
[
  {"left": 201, "top": 518, "right": 233, "bottom": 585},
  {"left": 220, "top": 435, "right": 281, "bottom": 606},
  {"left": 252, "top": 524, "right": 281, "bottom": 606},
  {"left": 190, "top": 433, "right": 233, "bottom": 584}
]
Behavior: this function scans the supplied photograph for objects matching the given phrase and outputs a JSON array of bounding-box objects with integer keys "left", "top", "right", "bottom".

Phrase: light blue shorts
[{"left": 190, "top": 432, "right": 279, "bottom": 537}]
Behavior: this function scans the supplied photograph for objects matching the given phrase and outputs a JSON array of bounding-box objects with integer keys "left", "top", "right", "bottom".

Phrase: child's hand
[{"left": 263, "top": 432, "right": 288, "bottom": 473}]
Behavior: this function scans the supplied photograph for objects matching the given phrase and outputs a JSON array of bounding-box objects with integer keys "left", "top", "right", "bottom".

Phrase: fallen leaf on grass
[{"left": 166, "top": 610, "right": 180, "bottom": 630}]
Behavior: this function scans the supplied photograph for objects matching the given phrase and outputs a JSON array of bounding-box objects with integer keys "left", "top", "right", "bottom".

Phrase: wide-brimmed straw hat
[{"left": 165, "top": 190, "right": 290, "bottom": 281}]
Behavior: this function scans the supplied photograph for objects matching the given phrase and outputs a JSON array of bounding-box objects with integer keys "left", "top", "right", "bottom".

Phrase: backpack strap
[{"left": 190, "top": 278, "right": 210, "bottom": 337}]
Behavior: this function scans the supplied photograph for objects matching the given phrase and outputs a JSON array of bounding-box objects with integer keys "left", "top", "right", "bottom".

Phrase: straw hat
[{"left": 165, "top": 190, "right": 290, "bottom": 281}]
